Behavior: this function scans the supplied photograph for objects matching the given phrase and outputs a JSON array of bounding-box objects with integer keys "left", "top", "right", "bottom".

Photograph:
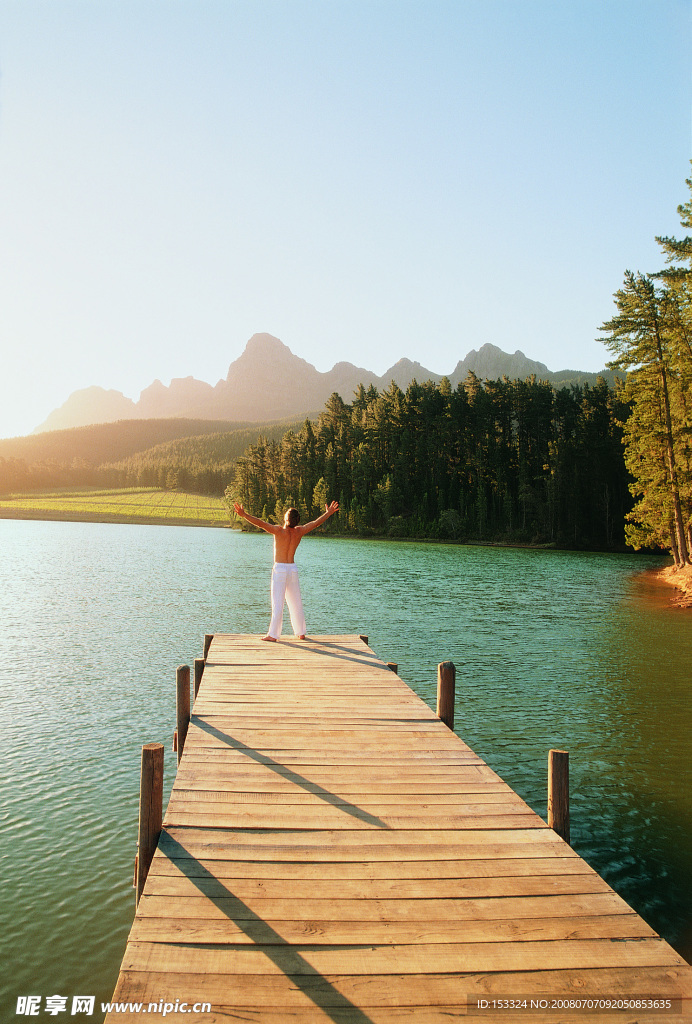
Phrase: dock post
[
  {"left": 194, "top": 658, "right": 205, "bottom": 699},
  {"left": 176, "top": 665, "right": 190, "bottom": 764},
  {"left": 437, "top": 661, "right": 456, "bottom": 730},
  {"left": 387, "top": 662, "right": 398, "bottom": 674},
  {"left": 135, "top": 742, "right": 163, "bottom": 905},
  {"left": 548, "top": 749, "right": 570, "bottom": 844},
  {"left": 359, "top": 634, "right": 369, "bottom": 646},
  {"left": 203, "top": 633, "right": 214, "bottom": 660}
]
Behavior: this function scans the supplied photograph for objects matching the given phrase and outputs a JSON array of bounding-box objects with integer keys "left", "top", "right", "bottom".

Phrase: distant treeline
[
  {"left": 0, "top": 417, "right": 305, "bottom": 495},
  {"left": 227, "top": 376, "right": 632, "bottom": 549}
]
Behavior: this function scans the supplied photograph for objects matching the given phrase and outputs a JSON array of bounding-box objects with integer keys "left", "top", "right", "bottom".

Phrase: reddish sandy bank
[{"left": 654, "top": 563, "right": 692, "bottom": 607}]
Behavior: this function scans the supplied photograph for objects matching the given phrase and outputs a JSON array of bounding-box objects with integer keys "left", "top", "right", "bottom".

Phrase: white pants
[{"left": 268, "top": 563, "right": 306, "bottom": 639}]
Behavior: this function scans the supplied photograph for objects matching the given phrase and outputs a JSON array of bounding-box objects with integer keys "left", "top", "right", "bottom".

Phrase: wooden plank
[
  {"left": 165, "top": 795, "right": 538, "bottom": 813},
  {"left": 163, "top": 811, "right": 548, "bottom": 831},
  {"left": 172, "top": 777, "right": 508, "bottom": 794},
  {"left": 136, "top": 891, "right": 641, "bottom": 922},
  {"left": 157, "top": 826, "right": 575, "bottom": 863},
  {"left": 129, "top": 913, "right": 656, "bottom": 946},
  {"left": 183, "top": 729, "right": 477, "bottom": 746},
  {"left": 190, "top": 697, "right": 439, "bottom": 707},
  {"left": 175, "top": 756, "right": 495, "bottom": 769},
  {"left": 120, "top": 938, "right": 687, "bottom": 974},
  {"left": 191, "top": 711, "right": 443, "bottom": 723},
  {"left": 161, "top": 825, "right": 563, "bottom": 847},
  {"left": 168, "top": 789, "right": 537, "bottom": 806},
  {"left": 109, "top": 967, "right": 692, "bottom": 1012},
  {"left": 147, "top": 856, "right": 591, "bottom": 880},
  {"left": 174, "top": 752, "right": 490, "bottom": 765},
  {"left": 141, "top": 873, "right": 614, "bottom": 900},
  {"left": 158, "top": 839, "right": 575, "bottom": 864},
  {"left": 174, "top": 764, "right": 502, "bottom": 783},
  {"left": 181, "top": 729, "right": 478, "bottom": 747}
]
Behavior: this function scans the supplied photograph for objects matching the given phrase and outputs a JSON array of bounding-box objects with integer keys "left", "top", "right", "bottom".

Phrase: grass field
[{"left": 0, "top": 488, "right": 231, "bottom": 527}]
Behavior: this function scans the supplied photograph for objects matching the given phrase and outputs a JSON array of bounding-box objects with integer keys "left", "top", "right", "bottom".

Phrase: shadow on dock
[
  {"left": 193, "top": 717, "right": 391, "bottom": 829},
  {"left": 160, "top": 833, "right": 377, "bottom": 1024}
]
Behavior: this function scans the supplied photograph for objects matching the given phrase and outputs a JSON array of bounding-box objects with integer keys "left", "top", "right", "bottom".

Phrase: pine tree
[
  {"left": 656, "top": 168, "right": 692, "bottom": 550},
  {"left": 600, "top": 272, "right": 689, "bottom": 562}
]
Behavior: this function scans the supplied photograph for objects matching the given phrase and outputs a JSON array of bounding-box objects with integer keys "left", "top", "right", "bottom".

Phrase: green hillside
[
  {"left": 0, "top": 416, "right": 309, "bottom": 494},
  {"left": 0, "top": 417, "right": 260, "bottom": 465}
]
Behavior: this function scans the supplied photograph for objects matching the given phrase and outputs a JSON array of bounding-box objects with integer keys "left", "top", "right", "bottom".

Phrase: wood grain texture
[{"left": 106, "top": 634, "right": 692, "bottom": 1023}]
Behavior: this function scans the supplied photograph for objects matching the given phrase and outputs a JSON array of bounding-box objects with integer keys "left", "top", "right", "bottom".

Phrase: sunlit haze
[{"left": 0, "top": 0, "right": 690, "bottom": 438}]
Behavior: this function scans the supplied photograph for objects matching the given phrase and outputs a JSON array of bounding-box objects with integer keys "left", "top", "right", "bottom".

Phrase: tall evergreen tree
[{"left": 600, "top": 272, "right": 689, "bottom": 562}]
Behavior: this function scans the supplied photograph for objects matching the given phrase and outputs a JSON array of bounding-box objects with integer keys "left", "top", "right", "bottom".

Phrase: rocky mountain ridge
[{"left": 34, "top": 333, "right": 614, "bottom": 434}]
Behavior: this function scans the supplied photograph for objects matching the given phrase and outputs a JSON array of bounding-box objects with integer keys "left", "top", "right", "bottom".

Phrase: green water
[{"left": 1, "top": 519, "right": 690, "bottom": 1018}]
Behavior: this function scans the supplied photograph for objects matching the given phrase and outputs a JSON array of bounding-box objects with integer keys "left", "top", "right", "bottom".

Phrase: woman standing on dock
[{"left": 232, "top": 500, "right": 339, "bottom": 641}]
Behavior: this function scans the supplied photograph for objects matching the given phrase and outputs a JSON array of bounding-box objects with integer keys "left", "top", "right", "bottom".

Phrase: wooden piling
[
  {"left": 203, "top": 633, "right": 214, "bottom": 660},
  {"left": 176, "top": 664, "right": 190, "bottom": 765},
  {"left": 193, "top": 658, "right": 205, "bottom": 699},
  {"left": 134, "top": 742, "right": 163, "bottom": 905},
  {"left": 437, "top": 660, "right": 456, "bottom": 730},
  {"left": 387, "top": 662, "right": 398, "bottom": 674},
  {"left": 548, "top": 748, "right": 570, "bottom": 844},
  {"left": 359, "top": 634, "right": 369, "bottom": 646}
]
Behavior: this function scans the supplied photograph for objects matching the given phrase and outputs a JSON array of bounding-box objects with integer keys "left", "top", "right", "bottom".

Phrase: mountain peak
[
  {"left": 452, "top": 344, "right": 550, "bottom": 381},
  {"left": 379, "top": 358, "right": 441, "bottom": 388},
  {"left": 244, "top": 332, "right": 290, "bottom": 355},
  {"left": 30, "top": 334, "right": 614, "bottom": 434},
  {"left": 227, "top": 331, "right": 315, "bottom": 380},
  {"left": 34, "top": 386, "right": 137, "bottom": 433}
]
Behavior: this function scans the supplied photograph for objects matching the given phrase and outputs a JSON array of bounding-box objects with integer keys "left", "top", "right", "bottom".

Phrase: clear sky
[{"left": 0, "top": 0, "right": 690, "bottom": 438}]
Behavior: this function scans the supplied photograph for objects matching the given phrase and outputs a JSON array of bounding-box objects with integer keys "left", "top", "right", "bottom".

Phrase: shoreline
[
  {"left": 0, "top": 508, "right": 662, "bottom": 556},
  {"left": 0, "top": 509, "right": 230, "bottom": 529},
  {"left": 650, "top": 562, "right": 692, "bottom": 608}
]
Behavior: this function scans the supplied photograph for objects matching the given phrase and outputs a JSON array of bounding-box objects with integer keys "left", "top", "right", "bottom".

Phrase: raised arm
[
  {"left": 232, "top": 502, "right": 278, "bottom": 534},
  {"left": 300, "top": 500, "right": 339, "bottom": 535}
]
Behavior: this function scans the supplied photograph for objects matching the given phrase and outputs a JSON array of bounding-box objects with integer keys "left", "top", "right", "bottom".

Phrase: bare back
[{"left": 272, "top": 525, "right": 305, "bottom": 564}]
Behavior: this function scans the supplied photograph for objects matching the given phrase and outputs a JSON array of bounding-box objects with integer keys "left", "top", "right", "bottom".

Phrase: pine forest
[{"left": 226, "top": 376, "right": 630, "bottom": 549}]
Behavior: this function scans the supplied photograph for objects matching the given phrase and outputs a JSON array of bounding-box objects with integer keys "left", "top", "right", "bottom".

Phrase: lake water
[{"left": 1, "top": 518, "right": 691, "bottom": 1017}]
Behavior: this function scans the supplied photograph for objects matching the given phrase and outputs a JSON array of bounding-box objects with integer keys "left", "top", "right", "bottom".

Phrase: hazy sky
[{"left": 0, "top": 0, "right": 690, "bottom": 438}]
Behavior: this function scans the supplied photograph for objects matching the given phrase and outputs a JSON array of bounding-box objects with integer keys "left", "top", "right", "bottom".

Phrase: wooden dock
[{"left": 107, "top": 635, "right": 692, "bottom": 1022}]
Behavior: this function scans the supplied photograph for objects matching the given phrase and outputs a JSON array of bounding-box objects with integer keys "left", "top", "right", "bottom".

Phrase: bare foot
[{"left": 261, "top": 635, "right": 278, "bottom": 642}]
